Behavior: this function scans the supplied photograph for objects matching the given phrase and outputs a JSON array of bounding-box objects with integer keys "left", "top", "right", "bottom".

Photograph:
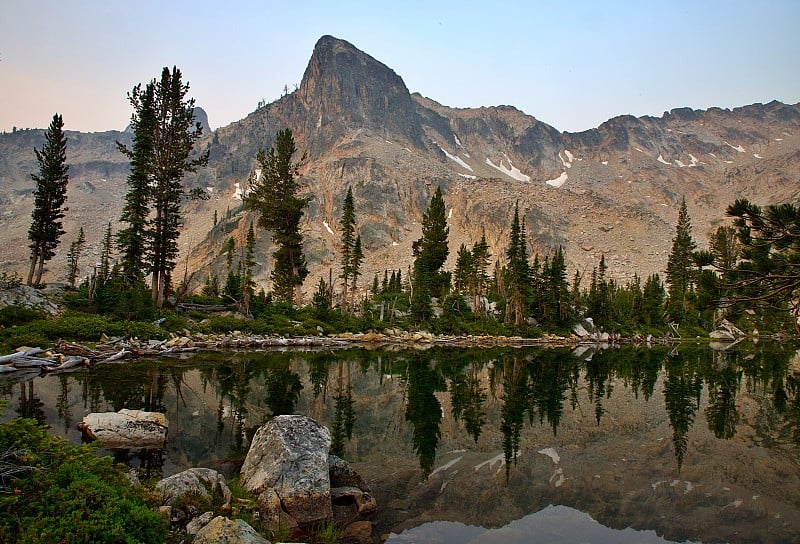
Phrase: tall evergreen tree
[
  {"left": 118, "top": 67, "right": 209, "bottom": 307},
  {"left": 504, "top": 203, "right": 530, "bottom": 326},
  {"left": 27, "top": 113, "right": 69, "bottom": 286},
  {"left": 241, "top": 223, "right": 257, "bottom": 315},
  {"left": 245, "top": 129, "right": 310, "bottom": 304},
  {"left": 666, "top": 197, "right": 697, "bottom": 322},
  {"left": 116, "top": 81, "right": 155, "bottom": 282},
  {"left": 411, "top": 187, "right": 449, "bottom": 320},
  {"left": 339, "top": 186, "right": 357, "bottom": 313},
  {"left": 349, "top": 235, "right": 364, "bottom": 310},
  {"left": 471, "top": 233, "right": 492, "bottom": 316}
]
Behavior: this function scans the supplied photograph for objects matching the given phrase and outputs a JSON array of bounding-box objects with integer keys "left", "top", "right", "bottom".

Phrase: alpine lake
[{"left": 2, "top": 340, "right": 799, "bottom": 544}]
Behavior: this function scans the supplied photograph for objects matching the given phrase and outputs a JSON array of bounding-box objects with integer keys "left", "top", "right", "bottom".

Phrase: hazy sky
[{"left": 2, "top": 0, "right": 799, "bottom": 133}]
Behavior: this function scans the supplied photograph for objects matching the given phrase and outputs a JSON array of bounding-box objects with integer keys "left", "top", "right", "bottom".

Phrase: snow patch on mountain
[
  {"left": 434, "top": 141, "right": 473, "bottom": 172},
  {"left": 484, "top": 155, "right": 530, "bottom": 182},
  {"left": 545, "top": 171, "right": 568, "bottom": 188},
  {"left": 724, "top": 141, "right": 746, "bottom": 153},
  {"left": 323, "top": 221, "right": 334, "bottom": 235}
]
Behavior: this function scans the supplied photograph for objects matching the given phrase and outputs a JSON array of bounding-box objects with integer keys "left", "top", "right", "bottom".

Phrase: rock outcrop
[
  {"left": 77, "top": 409, "right": 168, "bottom": 449},
  {"left": 240, "top": 415, "right": 333, "bottom": 523},
  {"left": 240, "top": 415, "right": 375, "bottom": 539}
]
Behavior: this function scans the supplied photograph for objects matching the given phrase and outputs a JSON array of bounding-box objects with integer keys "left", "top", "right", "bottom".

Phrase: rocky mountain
[{"left": 1, "top": 35, "right": 798, "bottom": 296}]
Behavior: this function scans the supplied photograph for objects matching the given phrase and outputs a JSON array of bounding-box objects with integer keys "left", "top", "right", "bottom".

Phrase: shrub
[{"left": 0, "top": 418, "right": 168, "bottom": 543}]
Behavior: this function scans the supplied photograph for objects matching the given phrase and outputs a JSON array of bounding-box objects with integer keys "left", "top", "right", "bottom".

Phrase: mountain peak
[{"left": 297, "top": 35, "right": 422, "bottom": 143}]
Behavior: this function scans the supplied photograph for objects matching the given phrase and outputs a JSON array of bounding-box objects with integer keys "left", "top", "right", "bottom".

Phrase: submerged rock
[{"left": 77, "top": 409, "right": 167, "bottom": 448}]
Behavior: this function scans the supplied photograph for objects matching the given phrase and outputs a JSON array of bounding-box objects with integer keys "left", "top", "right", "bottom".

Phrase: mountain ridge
[{"left": 1, "top": 35, "right": 797, "bottom": 297}]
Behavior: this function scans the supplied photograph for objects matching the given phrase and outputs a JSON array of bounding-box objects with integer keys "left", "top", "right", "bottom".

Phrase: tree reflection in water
[{"left": 2, "top": 342, "right": 799, "bottom": 482}]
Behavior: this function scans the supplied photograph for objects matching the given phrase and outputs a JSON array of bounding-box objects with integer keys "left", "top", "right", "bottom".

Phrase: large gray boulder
[
  {"left": 77, "top": 409, "right": 167, "bottom": 448},
  {"left": 240, "top": 415, "right": 333, "bottom": 524},
  {"left": 192, "top": 516, "right": 269, "bottom": 544},
  {"left": 156, "top": 468, "right": 232, "bottom": 507}
]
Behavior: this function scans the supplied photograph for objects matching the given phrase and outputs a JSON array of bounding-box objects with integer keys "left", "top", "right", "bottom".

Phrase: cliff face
[{"left": 1, "top": 35, "right": 798, "bottom": 294}]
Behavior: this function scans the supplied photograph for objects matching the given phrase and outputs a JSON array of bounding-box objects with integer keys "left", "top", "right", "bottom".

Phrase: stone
[
  {"left": 186, "top": 511, "right": 215, "bottom": 535},
  {"left": 331, "top": 486, "right": 377, "bottom": 517},
  {"left": 240, "top": 415, "right": 333, "bottom": 524},
  {"left": 329, "top": 455, "right": 370, "bottom": 491},
  {"left": 572, "top": 323, "right": 590, "bottom": 338},
  {"left": 77, "top": 409, "right": 167, "bottom": 448},
  {"left": 193, "top": 516, "right": 269, "bottom": 544},
  {"left": 156, "top": 468, "right": 233, "bottom": 508},
  {"left": 709, "top": 329, "right": 735, "bottom": 341},
  {"left": 258, "top": 487, "right": 299, "bottom": 535},
  {"left": 342, "top": 520, "right": 374, "bottom": 544}
]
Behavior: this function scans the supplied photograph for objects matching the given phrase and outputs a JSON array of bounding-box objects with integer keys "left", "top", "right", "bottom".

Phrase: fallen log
[
  {"left": 97, "top": 349, "right": 132, "bottom": 364},
  {"left": 46, "top": 356, "right": 90, "bottom": 375},
  {"left": 0, "top": 347, "right": 44, "bottom": 364}
]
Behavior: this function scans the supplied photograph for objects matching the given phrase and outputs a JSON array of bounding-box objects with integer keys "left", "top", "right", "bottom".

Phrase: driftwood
[
  {"left": 0, "top": 348, "right": 90, "bottom": 380},
  {"left": 0, "top": 347, "right": 44, "bottom": 364}
]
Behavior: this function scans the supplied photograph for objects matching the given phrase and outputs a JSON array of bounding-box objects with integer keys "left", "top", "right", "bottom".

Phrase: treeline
[{"left": 19, "top": 64, "right": 800, "bottom": 337}]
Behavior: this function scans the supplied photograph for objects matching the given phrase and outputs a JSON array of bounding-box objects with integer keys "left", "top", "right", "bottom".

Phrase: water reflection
[{"left": 1, "top": 342, "right": 799, "bottom": 543}]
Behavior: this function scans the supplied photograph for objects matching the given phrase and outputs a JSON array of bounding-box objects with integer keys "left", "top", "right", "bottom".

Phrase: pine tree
[
  {"left": 117, "top": 66, "right": 209, "bottom": 307},
  {"left": 349, "top": 235, "right": 364, "bottom": 310},
  {"left": 504, "top": 203, "right": 530, "bottom": 326},
  {"left": 666, "top": 197, "right": 697, "bottom": 322},
  {"left": 241, "top": 223, "right": 257, "bottom": 315},
  {"left": 453, "top": 244, "right": 474, "bottom": 293},
  {"left": 65, "top": 226, "right": 86, "bottom": 289},
  {"left": 245, "top": 129, "right": 310, "bottom": 304},
  {"left": 116, "top": 82, "right": 155, "bottom": 282},
  {"left": 411, "top": 187, "right": 449, "bottom": 320},
  {"left": 339, "top": 186, "right": 356, "bottom": 313},
  {"left": 471, "top": 233, "right": 492, "bottom": 316},
  {"left": 27, "top": 113, "right": 69, "bottom": 286}
]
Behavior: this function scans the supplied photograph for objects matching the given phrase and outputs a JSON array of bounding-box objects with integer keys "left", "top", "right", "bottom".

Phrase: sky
[{"left": 1, "top": 0, "right": 799, "bottom": 134}]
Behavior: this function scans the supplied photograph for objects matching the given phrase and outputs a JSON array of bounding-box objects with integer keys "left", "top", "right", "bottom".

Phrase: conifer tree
[
  {"left": 245, "top": 129, "right": 310, "bottom": 304},
  {"left": 453, "top": 244, "right": 474, "bottom": 293},
  {"left": 725, "top": 198, "right": 800, "bottom": 330},
  {"left": 504, "top": 203, "right": 530, "bottom": 326},
  {"left": 27, "top": 113, "right": 69, "bottom": 286},
  {"left": 65, "top": 226, "right": 86, "bottom": 289},
  {"left": 339, "top": 186, "right": 356, "bottom": 313},
  {"left": 117, "top": 67, "right": 209, "bottom": 307},
  {"left": 349, "top": 235, "right": 364, "bottom": 310},
  {"left": 241, "top": 223, "right": 256, "bottom": 315},
  {"left": 642, "top": 273, "right": 665, "bottom": 327},
  {"left": 411, "top": 187, "right": 449, "bottom": 320},
  {"left": 666, "top": 197, "right": 697, "bottom": 322},
  {"left": 116, "top": 82, "right": 154, "bottom": 282}
]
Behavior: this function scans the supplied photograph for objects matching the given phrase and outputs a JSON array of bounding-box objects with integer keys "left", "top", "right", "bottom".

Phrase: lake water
[{"left": 2, "top": 342, "right": 799, "bottom": 543}]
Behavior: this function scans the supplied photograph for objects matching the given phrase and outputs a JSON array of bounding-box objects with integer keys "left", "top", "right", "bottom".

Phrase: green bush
[
  {"left": 0, "top": 418, "right": 168, "bottom": 543},
  {"left": 0, "top": 306, "right": 47, "bottom": 327}
]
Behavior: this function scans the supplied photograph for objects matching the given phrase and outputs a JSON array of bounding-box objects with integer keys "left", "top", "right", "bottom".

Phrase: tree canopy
[{"left": 725, "top": 198, "right": 800, "bottom": 331}]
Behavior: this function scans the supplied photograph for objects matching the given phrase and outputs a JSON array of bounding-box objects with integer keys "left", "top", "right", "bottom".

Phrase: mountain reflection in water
[
  {"left": 1, "top": 342, "right": 799, "bottom": 543},
  {"left": 386, "top": 505, "right": 699, "bottom": 543}
]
